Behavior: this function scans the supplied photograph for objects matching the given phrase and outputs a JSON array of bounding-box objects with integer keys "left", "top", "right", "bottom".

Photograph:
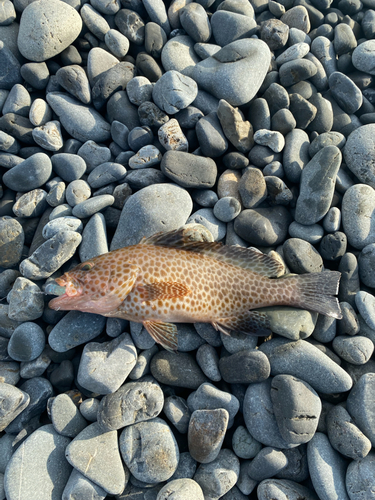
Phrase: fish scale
[{"left": 48, "top": 228, "right": 343, "bottom": 351}]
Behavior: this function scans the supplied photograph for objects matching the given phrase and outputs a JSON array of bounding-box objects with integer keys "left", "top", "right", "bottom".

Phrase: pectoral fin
[
  {"left": 143, "top": 320, "right": 178, "bottom": 352},
  {"left": 212, "top": 311, "right": 272, "bottom": 337},
  {"left": 137, "top": 281, "right": 191, "bottom": 301}
]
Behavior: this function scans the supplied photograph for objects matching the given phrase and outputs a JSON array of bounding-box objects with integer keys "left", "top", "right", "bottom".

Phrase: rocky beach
[{"left": 1, "top": 0, "right": 375, "bottom": 498}]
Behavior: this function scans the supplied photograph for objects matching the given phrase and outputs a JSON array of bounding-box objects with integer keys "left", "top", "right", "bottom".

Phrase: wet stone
[
  {"left": 98, "top": 377, "right": 163, "bottom": 431},
  {"left": 8, "top": 277, "right": 44, "bottom": 321},
  {"left": 50, "top": 393, "right": 87, "bottom": 438},
  {"left": 188, "top": 408, "right": 229, "bottom": 463},
  {"left": 120, "top": 417, "right": 179, "bottom": 483},
  {"left": 163, "top": 395, "right": 191, "bottom": 434},
  {"left": 66, "top": 422, "right": 126, "bottom": 495},
  {"left": 7, "top": 322, "right": 45, "bottom": 362},
  {"left": 77, "top": 332, "right": 137, "bottom": 395},
  {"left": 326, "top": 405, "right": 372, "bottom": 459},
  {"left": 4, "top": 425, "right": 71, "bottom": 500}
]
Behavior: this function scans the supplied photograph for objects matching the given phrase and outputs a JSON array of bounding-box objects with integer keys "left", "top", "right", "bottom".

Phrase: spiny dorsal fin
[
  {"left": 137, "top": 281, "right": 191, "bottom": 301},
  {"left": 140, "top": 228, "right": 284, "bottom": 278}
]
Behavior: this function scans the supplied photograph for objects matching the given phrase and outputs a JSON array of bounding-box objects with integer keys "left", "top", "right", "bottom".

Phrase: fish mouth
[{"left": 47, "top": 275, "right": 84, "bottom": 311}]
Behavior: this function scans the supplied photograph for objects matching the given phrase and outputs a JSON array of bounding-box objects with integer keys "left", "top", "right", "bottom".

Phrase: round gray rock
[
  {"left": 342, "top": 184, "right": 375, "bottom": 250},
  {"left": 344, "top": 124, "right": 375, "bottom": 189},
  {"left": 152, "top": 70, "right": 198, "bottom": 114},
  {"left": 17, "top": 0, "right": 82, "bottom": 61}
]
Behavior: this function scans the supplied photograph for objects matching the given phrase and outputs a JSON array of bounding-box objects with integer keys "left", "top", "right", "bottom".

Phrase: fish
[{"left": 48, "top": 227, "right": 343, "bottom": 351}]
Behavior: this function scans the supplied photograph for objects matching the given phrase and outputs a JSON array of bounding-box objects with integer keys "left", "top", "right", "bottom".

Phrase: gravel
[{"left": 1, "top": 1, "right": 375, "bottom": 499}]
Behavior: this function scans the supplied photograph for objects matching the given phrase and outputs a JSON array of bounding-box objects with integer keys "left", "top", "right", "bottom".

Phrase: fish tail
[{"left": 288, "top": 271, "right": 343, "bottom": 319}]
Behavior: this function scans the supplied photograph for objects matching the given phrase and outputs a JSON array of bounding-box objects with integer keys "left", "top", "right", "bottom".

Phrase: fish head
[{"left": 48, "top": 255, "right": 140, "bottom": 314}]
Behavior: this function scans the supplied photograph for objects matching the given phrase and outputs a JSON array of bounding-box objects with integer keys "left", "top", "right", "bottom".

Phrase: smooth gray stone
[
  {"left": 232, "top": 425, "right": 262, "bottom": 459},
  {"left": 211, "top": 10, "right": 256, "bottom": 47},
  {"left": 288, "top": 221, "right": 324, "bottom": 244},
  {"left": 98, "top": 377, "right": 163, "bottom": 431},
  {"left": 311, "top": 36, "right": 337, "bottom": 77},
  {"left": 257, "top": 479, "right": 318, "bottom": 500},
  {"left": 4, "top": 425, "right": 71, "bottom": 500},
  {"left": 195, "top": 112, "right": 228, "bottom": 158},
  {"left": 219, "top": 349, "right": 271, "bottom": 384},
  {"left": 0, "top": 217, "right": 24, "bottom": 269},
  {"left": 62, "top": 469, "right": 107, "bottom": 500},
  {"left": 161, "top": 35, "right": 200, "bottom": 78},
  {"left": 346, "top": 453, "right": 375, "bottom": 500},
  {"left": 20, "top": 230, "right": 82, "bottom": 280},
  {"left": 77, "top": 140, "right": 111, "bottom": 173},
  {"left": 17, "top": 0, "right": 82, "bottom": 61},
  {"left": 20, "top": 350, "right": 51, "bottom": 379},
  {"left": 259, "top": 338, "right": 353, "bottom": 394},
  {"left": 188, "top": 382, "right": 239, "bottom": 425},
  {"left": 129, "top": 345, "right": 158, "bottom": 380},
  {"left": 309, "top": 131, "right": 346, "bottom": 158},
  {"left": 333, "top": 23, "right": 357, "bottom": 56},
  {"left": 7, "top": 277, "right": 44, "bottom": 322},
  {"left": 120, "top": 417, "right": 179, "bottom": 483},
  {"left": 192, "top": 38, "right": 271, "bottom": 106},
  {"left": 271, "top": 375, "right": 321, "bottom": 445},
  {"left": 152, "top": 70, "right": 198, "bottom": 114},
  {"left": 0, "top": 305, "right": 22, "bottom": 339},
  {"left": 326, "top": 405, "right": 372, "bottom": 460},
  {"left": 0, "top": 359, "right": 20, "bottom": 385},
  {"left": 79, "top": 212, "right": 108, "bottom": 262},
  {"left": 322, "top": 206, "right": 341, "bottom": 233},
  {"left": 193, "top": 449, "right": 240, "bottom": 499},
  {"left": 344, "top": 124, "right": 375, "bottom": 189},
  {"left": 188, "top": 408, "right": 228, "bottom": 463},
  {"left": 342, "top": 184, "right": 375, "bottom": 250},
  {"left": 144, "top": 22, "right": 166, "bottom": 59},
  {"left": 294, "top": 146, "right": 341, "bottom": 225},
  {"left": 51, "top": 153, "right": 86, "bottom": 182},
  {"left": 187, "top": 208, "right": 226, "bottom": 241},
  {"left": 49, "top": 311, "right": 106, "bottom": 352},
  {"left": 92, "top": 61, "right": 136, "bottom": 110},
  {"left": 333, "top": 335, "right": 374, "bottom": 365},
  {"left": 110, "top": 184, "right": 192, "bottom": 249},
  {"left": 2, "top": 83, "right": 30, "bottom": 116},
  {"left": 329, "top": 71, "right": 362, "bottom": 114},
  {"left": 157, "top": 479, "right": 204, "bottom": 500},
  {"left": 260, "top": 18, "right": 289, "bottom": 50},
  {"left": 2, "top": 153, "right": 52, "bottom": 191},
  {"left": 0, "top": 41, "right": 22, "bottom": 89},
  {"left": 359, "top": 244, "right": 375, "bottom": 288},
  {"left": 77, "top": 332, "right": 137, "bottom": 395},
  {"left": 5, "top": 376, "right": 53, "bottom": 433},
  {"left": 275, "top": 445, "right": 309, "bottom": 482},
  {"left": 12, "top": 189, "right": 47, "bottom": 218},
  {"left": 66, "top": 422, "right": 126, "bottom": 495},
  {"left": 307, "top": 432, "right": 350, "bottom": 500},
  {"left": 247, "top": 447, "right": 288, "bottom": 482},
  {"left": 163, "top": 395, "right": 191, "bottom": 434},
  {"left": 142, "top": 0, "right": 170, "bottom": 35},
  {"left": 213, "top": 196, "right": 241, "bottom": 222},
  {"left": 180, "top": 3, "right": 211, "bottom": 43},
  {"left": 56, "top": 65, "right": 91, "bottom": 104},
  {"left": 7, "top": 322, "right": 45, "bottom": 362},
  {"left": 151, "top": 351, "right": 208, "bottom": 390},
  {"left": 0, "top": 382, "right": 29, "bottom": 432},
  {"left": 283, "top": 129, "right": 310, "bottom": 183},
  {"left": 81, "top": 3, "right": 110, "bottom": 41},
  {"left": 79, "top": 398, "right": 100, "bottom": 422},
  {"left": 169, "top": 452, "right": 197, "bottom": 482},
  {"left": 50, "top": 393, "right": 87, "bottom": 438},
  {"left": 46, "top": 92, "right": 111, "bottom": 143},
  {"left": 283, "top": 238, "right": 323, "bottom": 273},
  {"left": 42, "top": 217, "right": 82, "bottom": 240},
  {"left": 196, "top": 345, "right": 221, "bottom": 382},
  {"left": 234, "top": 206, "right": 292, "bottom": 246},
  {"left": 72, "top": 194, "right": 114, "bottom": 218},
  {"left": 338, "top": 252, "right": 360, "bottom": 308},
  {"left": 161, "top": 150, "right": 217, "bottom": 188},
  {"left": 352, "top": 40, "right": 375, "bottom": 75},
  {"left": 243, "top": 379, "right": 297, "bottom": 449},
  {"left": 238, "top": 167, "right": 267, "bottom": 208},
  {"left": 347, "top": 373, "right": 375, "bottom": 446}
]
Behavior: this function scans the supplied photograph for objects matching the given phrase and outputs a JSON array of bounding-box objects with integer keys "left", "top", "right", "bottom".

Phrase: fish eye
[{"left": 81, "top": 263, "right": 93, "bottom": 271}]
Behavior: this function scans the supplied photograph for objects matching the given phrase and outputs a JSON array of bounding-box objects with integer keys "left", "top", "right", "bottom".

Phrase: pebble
[
  {"left": 180, "top": 3, "right": 211, "bottom": 43},
  {"left": 77, "top": 332, "right": 137, "bottom": 394},
  {"left": 97, "top": 377, "right": 164, "bottom": 431},
  {"left": 232, "top": 425, "right": 262, "bottom": 459},
  {"left": 7, "top": 277, "right": 44, "bottom": 321},
  {"left": 346, "top": 453, "right": 375, "bottom": 500},
  {"left": 17, "top": 0, "right": 82, "bottom": 61},
  {"left": 42, "top": 217, "right": 82, "bottom": 240},
  {"left": 247, "top": 447, "right": 288, "bottom": 482},
  {"left": 4, "top": 425, "right": 71, "bottom": 500},
  {"left": 7, "top": 322, "right": 45, "bottom": 362},
  {"left": 219, "top": 349, "right": 271, "bottom": 384},
  {"left": 329, "top": 71, "right": 363, "bottom": 114},
  {"left": 62, "top": 469, "right": 107, "bottom": 500},
  {"left": 161, "top": 151, "right": 216, "bottom": 188},
  {"left": 151, "top": 351, "right": 207, "bottom": 389},
  {"left": 344, "top": 124, "right": 375, "bottom": 188},
  {"left": 158, "top": 118, "right": 188, "bottom": 151},
  {"left": 51, "top": 153, "right": 86, "bottom": 182},
  {"left": 79, "top": 212, "right": 108, "bottom": 261},
  {"left": 163, "top": 395, "right": 191, "bottom": 434},
  {"left": 110, "top": 184, "right": 192, "bottom": 249},
  {"left": 157, "top": 478, "right": 204, "bottom": 500},
  {"left": 187, "top": 208, "right": 226, "bottom": 241},
  {"left": 56, "top": 65, "right": 91, "bottom": 105},
  {"left": 119, "top": 417, "right": 179, "bottom": 483},
  {"left": 195, "top": 112, "right": 228, "bottom": 157},
  {"left": 352, "top": 39, "right": 375, "bottom": 75},
  {"left": 307, "top": 432, "right": 350, "bottom": 500},
  {"left": 2, "top": 152, "right": 52, "bottom": 191},
  {"left": 48, "top": 311, "right": 106, "bottom": 352},
  {"left": 161, "top": 35, "right": 200, "bottom": 78},
  {"left": 13, "top": 189, "right": 47, "bottom": 218},
  {"left": 326, "top": 405, "right": 372, "bottom": 459},
  {"left": 0, "top": 382, "right": 29, "bottom": 431},
  {"left": 79, "top": 398, "right": 100, "bottom": 422},
  {"left": 0, "top": 216, "right": 23, "bottom": 268},
  {"left": 192, "top": 39, "right": 271, "bottom": 106},
  {"left": 188, "top": 382, "right": 239, "bottom": 426},
  {"left": 217, "top": 99, "right": 254, "bottom": 153},
  {"left": 50, "top": 393, "right": 87, "bottom": 438},
  {"left": 283, "top": 128, "right": 310, "bottom": 182},
  {"left": 213, "top": 196, "right": 241, "bottom": 222},
  {"left": 152, "top": 70, "right": 197, "bottom": 114},
  {"left": 257, "top": 479, "right": 318, "bottom": 500},
  {"left": 66, "top": 422, "right": 126, "bottom": 495},
  {"left": 72, "top": 194, "right": 114, "bottom": 218},
  {"left": 188, "top": 408, "right": 228, "bottom": 463},
  {"left": 259, "top": 338, "right": 353, "bottom": 393},
  {"left": 342, "top": 184, "right": 375, "bottom": 249}
]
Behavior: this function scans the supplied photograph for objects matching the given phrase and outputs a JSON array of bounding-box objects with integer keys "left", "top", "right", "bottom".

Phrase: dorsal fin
[{"left": 140, "top": 228, "right": 284, "bottom": 278}]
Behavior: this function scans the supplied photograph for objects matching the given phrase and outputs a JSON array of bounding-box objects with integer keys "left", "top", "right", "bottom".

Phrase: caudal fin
[{"left": 291, "top": 271, "right": 343, "bottom": 319}]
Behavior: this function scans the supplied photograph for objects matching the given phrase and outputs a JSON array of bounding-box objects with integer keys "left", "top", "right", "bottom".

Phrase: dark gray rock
[
  {"left": 151, "top": 351, "right": 208, "bottom": 389},
  {"left": 2, "top": 153, "right": 52, "bottom": 191},
  {"left": 195, "top": 112, "right": 228, "bottom": 157},
  {"left": 50, "top": 393, "right": 87, "bottom": 438},
  {"left": 219, "top": 349, "right": 271, "bottom": 384},
  {"left": 247, "top": 447, "right": 288, "bottom": 482},
  {"left": 62, "top": 469, "right": 107, "bottom": 500},
  {"left": 152, "top": 70, "right": 198, "bottom": 114},
  {"left": 188, "top": 408, "right": 229, "bottom": 463},
  {"left": 342, "top": 184, "right": 375, "bottom": 250},
  {"left": 7, "top": 322, "right": 45, "bottom": 362},
  {"left": 329, "top": 71, "right": 363, "bottom": 114},
  {"left": 344, "top": 124, "right": 375, "bottom": 189},
  {"left": 161, "top": 150, "right": 217, "bottom": 188},
  {"left": 180, "top": 3, "right": 211, "bottom": 43},
  {"left": 0, "top": 217, "right": 24, "bottom": 269},
  {"left": 346, "top": 453, "right": 375, "bottom": 500},
  {"left": 0, "top": 41, "right": 22, "bottom": 89},
  {"left": 211, "top": 10, "right": 256, "bottom": 47},
  {"left": 347, "top": 373, "right": 375, "bottom": 446},
  {"left": 7, "top": 277, "right": 44, "bottom": 322},
  {"left": 283, "top": 129, "right": 310, "bottom": 183}
]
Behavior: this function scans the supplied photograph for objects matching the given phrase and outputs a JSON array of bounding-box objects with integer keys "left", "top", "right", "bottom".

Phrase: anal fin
[
  {"left": 143, "top": 320, "right": 178, "bottom": 352},
  {"left": 212, "top": 311, "right": 272, "bottom": 337},
  {"left": 137, "top": 281, "right": 191, "bottom": 301}
]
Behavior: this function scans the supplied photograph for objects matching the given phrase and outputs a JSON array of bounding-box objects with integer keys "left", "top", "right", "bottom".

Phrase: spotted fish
[{"left": 47, "top": 228, "right": 342, "bottom": 351}]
